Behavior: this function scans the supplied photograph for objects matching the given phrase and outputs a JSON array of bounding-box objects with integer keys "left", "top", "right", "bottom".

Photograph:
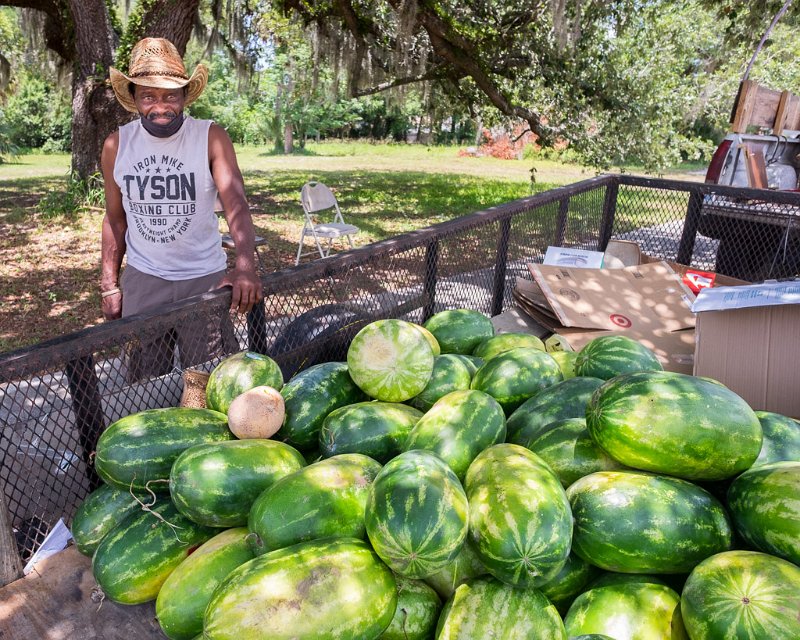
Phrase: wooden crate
[{"left": 731, "top": 79, "right": 800, "bottom": 135}]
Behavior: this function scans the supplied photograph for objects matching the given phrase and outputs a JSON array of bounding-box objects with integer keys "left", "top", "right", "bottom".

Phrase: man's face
[{"left": 133, "top": 85, "right": 186, "bottom": 124}]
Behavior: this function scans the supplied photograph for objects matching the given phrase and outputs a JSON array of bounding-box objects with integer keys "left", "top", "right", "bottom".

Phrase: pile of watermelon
[{"left": 72, "top": 309, "right": 800, "bottom": 640}]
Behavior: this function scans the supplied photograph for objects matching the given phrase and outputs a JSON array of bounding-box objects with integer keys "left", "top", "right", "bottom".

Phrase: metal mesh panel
[{"left": 2, "top": 174, "right": 799, "bottom": 563}]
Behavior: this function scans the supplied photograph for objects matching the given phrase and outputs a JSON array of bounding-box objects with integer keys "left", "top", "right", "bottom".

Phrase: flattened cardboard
[{"left": 527, "top": 261, "right": 696, "bottom": 332}]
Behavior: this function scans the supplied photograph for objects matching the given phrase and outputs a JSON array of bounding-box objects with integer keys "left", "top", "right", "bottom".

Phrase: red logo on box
[
  {"left": 610, "top": 313, "right": 632, "bottom": 328},
  {"left": 683, "top": 270, "right": 716, "bottom": 295}
]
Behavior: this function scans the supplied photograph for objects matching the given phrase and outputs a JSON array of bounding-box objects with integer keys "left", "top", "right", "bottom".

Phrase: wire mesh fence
[{"left": 1, "top": 174, "right": 799, "bottom": 564}]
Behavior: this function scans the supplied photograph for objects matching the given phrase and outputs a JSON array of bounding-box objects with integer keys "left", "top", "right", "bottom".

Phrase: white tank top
[{"left": 113, "top": 116, "right": 226, "bottom": 280}]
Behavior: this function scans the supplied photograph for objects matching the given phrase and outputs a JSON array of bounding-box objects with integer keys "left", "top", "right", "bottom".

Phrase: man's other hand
[
  {"left": 216, "top": 268, "right": 263, "bottom": 314},
  {"left": 102, "top": 290, "right": 123, "bottom": 321}
]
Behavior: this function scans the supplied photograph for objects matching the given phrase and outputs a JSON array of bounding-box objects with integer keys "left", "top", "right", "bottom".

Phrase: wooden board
[{"left": 0, "top": 546, "right": 166, "bottom": 639}]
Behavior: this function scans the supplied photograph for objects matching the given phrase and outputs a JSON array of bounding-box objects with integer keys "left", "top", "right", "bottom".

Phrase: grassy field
[{"left": 0, "top": 142, "right": 700, "bottom": 352}]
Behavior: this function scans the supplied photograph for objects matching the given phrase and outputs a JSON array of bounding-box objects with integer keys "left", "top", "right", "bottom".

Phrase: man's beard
[{"left": 140, "top": 111, "right": 185, "bottom": 138}]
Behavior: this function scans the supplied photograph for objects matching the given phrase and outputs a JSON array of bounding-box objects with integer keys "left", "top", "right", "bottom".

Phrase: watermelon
[
  {"left": 347, "top": 319, "right": 435, "bottom": 402},
  {"left": 450, "top": 354, "right": 483, "bottom": 377},
  {"left": 169, "top": 439, "right": 305, "bottom": 528},
  {"left": 752, "top": 410, "right": 800, "bottom": 466},
  {"left": 248, "top": 453, "right": 382, "bottom": 553},
  {"left": 471, "top": 332, "right": 545, "bottom": 359},
  {"left": 414, "top": 323, "right": 441, "bottom": 355},
  {"left": 365, "top": 450, "right": 469, "bottom": 579},
  {"left": 71, "top": 483, "right": 145, "bottom": 557},
  {"left": 681, "top": 550, "right": 800, "bottom": 640},
  {"left": 423, "top": 540, "right": 487, "bottom": 600},
  {"left": 564, "top": 581, "right": 688, "bottom": 640},
  {"left": 408, "top": 354, "right": 473, "bottom": 411},
  {"left": 422, "top": 309, "right": 494, "bottom": 354},
  {"left": 435, "top": 576, "right": 567, "bottom": 640},
  {"left": 319, "top": 401, "right": 423, "bottom": 462},
  {"left": 205, "top": 351, "right": 283, "bottom": 414},
  {"left": 94, "top": 407, "right": 233, "bottom": 491},
  {"left": 155, "top": 527, "right": 255, "bottom": 640},
  {"left": 522, "top": 417, "right": 625, "bottom": 487},
  {"left": 567, "top": 470, "right": 732, "bottom": 574},
  {"left": 92, "top": 501, "right": 216, "bottom": 604},
  {"left": 574, "top": 335, "right": 663, "bottom": 379},
  {"left": 506, "top": 376, "right": 604, "bottom": 445},
  {"left": 537, "top": 552, "right": 600, "bottom": 613},
  {"left": 403, "top": 389, "right": 506, "bottom": 481},
  {"left": 590, "top": 572, "right": 668, "bottom": 588},
  {"left": 278, "top": 361, "right": 366, "bottom": 451},
  {"left": 586, "top": 371, "right": 762, "bottom": 481},
  {"left": 727, "top": 461, "right": 800, "bottom": 565},
  {"left": 203, "top": 538, "right": 397, "bottom": 640},
  {"left": 470, "top": 347, "right": 562, "bottom": 414},
  {"left": 550, "top": 350, "right": 577, "bottom": 379},
  {"left": 379, "top": 576, "right": 441, "bottom": 640},
  {"left": 465, "top": 444, "right": 572, "bottom": 587}
]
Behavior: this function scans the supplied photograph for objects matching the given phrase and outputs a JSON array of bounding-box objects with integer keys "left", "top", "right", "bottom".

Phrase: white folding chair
[{"left": 296, "top": 181, "right": 360, "bottom": 265}]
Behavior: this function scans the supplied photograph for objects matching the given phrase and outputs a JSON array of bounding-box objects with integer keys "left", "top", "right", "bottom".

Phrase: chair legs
[{"left": 295, "top": 228, "right": 356, "bottom": 266}]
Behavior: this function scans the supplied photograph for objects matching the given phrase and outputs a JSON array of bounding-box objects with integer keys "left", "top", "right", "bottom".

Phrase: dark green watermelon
[
  {"left": 319, "top": 401, "right": 422, "bottom": 463},
  {"left": 408, "top": 355, "right": 473, "bottom": 411},
  {"left": 574, "top": 335, "right": 662, "bottom": 379},
  {"left": 567, "top": 470, "right": 732, "bottom": 574},
  {"left": 279, "top": 361, "right": 366, "bottom": 450},
  {"left": 752, "top": 411, "right": 800, "bottom": 466},
  {"left": 71, "top": 483, "right": 145, "bottom": 557},
  {"left": 471, "top": 333, "right": 545, "bottom": 360},
  {"left": 422, "top": 309, "right": 494, "bottom": 355},
  {"left": 379, "top": 576, "right": 441, "bottom": 640},
  {"left": 205, "top": 351, "right": 283, "bottom": 414},
  {"left": 506, "top": 376, "right": 604, "bottom": 445}
]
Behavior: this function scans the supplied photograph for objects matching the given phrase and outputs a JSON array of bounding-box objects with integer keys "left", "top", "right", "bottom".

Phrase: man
[{"left": 100, "top": 37, "right": 263, "bottom": 378}]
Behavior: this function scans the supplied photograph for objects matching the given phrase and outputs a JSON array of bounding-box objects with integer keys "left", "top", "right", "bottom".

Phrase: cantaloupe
[{"left": 227, "top": 385, "right": 285, "bottom": 439}]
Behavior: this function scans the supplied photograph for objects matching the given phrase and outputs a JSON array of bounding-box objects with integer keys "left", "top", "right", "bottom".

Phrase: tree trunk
[
  {"left": 69, "top": 0, "right": 130, "bottom": 180},
  {"left": 283, "top": 122, "right": 294, "bottom": 154},
  {"left": 68, "top": 0, "right": 200, "bottom": 180}
]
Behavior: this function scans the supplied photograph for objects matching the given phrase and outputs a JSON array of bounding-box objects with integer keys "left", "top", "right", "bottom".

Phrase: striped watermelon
[
  {"left": 155, "top": 527, "right": 255, "bottom": 640},
  {"left": 365, "top": 450, "right": 469, "bottom": 579},
  {"left": 522, "top": 417, "right": 625, "bottom": 487},
  {"left": 727, "top": 461, "right": 800, "bottom": 565},
  {"left": 203, "top": 538, "right": 397, "bottom": 640},
  {"left": 574, "top": 335, "right": 663, "bottom": 379},
  {"left": 422, "top": 309, "right": 494, "bottom": 355},
  {"left": 414, "top": 324, "right": 441, "bottom": 355},
  {"left": 586, "top": 371, "right": 762, "bottom": 481},
  {"left": 278, "top": 361, "right": 366, "bottom": 450},
  {"left": 403, "top": 389, "right": 506, "bottom": 481},
  {"left": 423, "top": 541, "right": 487, "bottom": 600},
  {"left": 564, "top": 581, "right": 688, "bottom": 640},
  {"left": 538, "top": 552, "right": 600, "bottom": 612},
  {"left": 550, "top": 350, "right": 577, "bottom": 379},
  {"left": 169, "top": 439, "right": 305, "bottom": 528},
  {"left": 470, "top": 347, "right": 562, "bottom": 414},
  {"left": 409, "top": 354, "right": 473, "bottom": 411},
  {"left": 450, "top": 354, "right": 483, "bottom": 377},
  {"left": 347, "top": 319, "right": 435, "bottom": 402},
  {"left": 567, "top": 471, "right": 732, "bottom": 574},
  {"left": 205, "top": 351, "right": 283, "bottom": 414},
  {"left": 681, "top": 550, "right": 800, "bottom": 640},
  {"left": 752, "top": 411, "right": 800, "bottom": 466},
  {"left": 248, "top": 453, "right": 382, "bottom": 553},
  {"left": 465, "top": 444, "right": 572, "bottom": 587},
  {"left": 506, "top": 377, "right": 604, "bottom": 445},
  {"left": 379, "top": 576, "right": 441, "bottom": 640},
  {"left": 94, "top": 407, "right": 233, "bottom": 491},
  {"left": 435, "top": 576, "right": 567, "bottom": 640},
  {"left": 471, "top": 332, "right": 545, "bottom": 360},
  {"left": 71, "top": 483, "right": 145, "bottom": 557},
  {"left": 92, "top": 501, "right": 216, "bottom": 604},
  {"left": 319, "top": 401, "right": 423, "bottom": 462}
]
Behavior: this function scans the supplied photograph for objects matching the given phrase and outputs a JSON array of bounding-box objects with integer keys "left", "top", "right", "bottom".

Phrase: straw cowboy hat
[{"left": 109, "top": 37, "right": 208, "bottom": 113}]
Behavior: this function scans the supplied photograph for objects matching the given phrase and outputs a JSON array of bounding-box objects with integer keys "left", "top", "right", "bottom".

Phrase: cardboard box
[
  {"left": 520, "top": 261, "right": 698, "bottom": 374},
  {"left": 692, "top": 280, "right": 800, "bottom": 417}
]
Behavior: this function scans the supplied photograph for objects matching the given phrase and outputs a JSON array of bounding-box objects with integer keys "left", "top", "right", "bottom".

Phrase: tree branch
[{"left": 352, "top": 65, "right": 455, "bottom": 96}]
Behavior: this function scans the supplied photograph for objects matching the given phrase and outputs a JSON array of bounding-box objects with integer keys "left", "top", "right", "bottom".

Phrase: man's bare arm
[
  {"left": 209, "top": 123, "right": 263, "bottom": 313},
  {"left": 100, "top": 132, "right": 127, "bottom": 321}
]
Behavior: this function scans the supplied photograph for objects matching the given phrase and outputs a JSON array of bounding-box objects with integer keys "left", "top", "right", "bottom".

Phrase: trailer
[{"left": 1, "top": 174, "right": 798, "bottom": 637}]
